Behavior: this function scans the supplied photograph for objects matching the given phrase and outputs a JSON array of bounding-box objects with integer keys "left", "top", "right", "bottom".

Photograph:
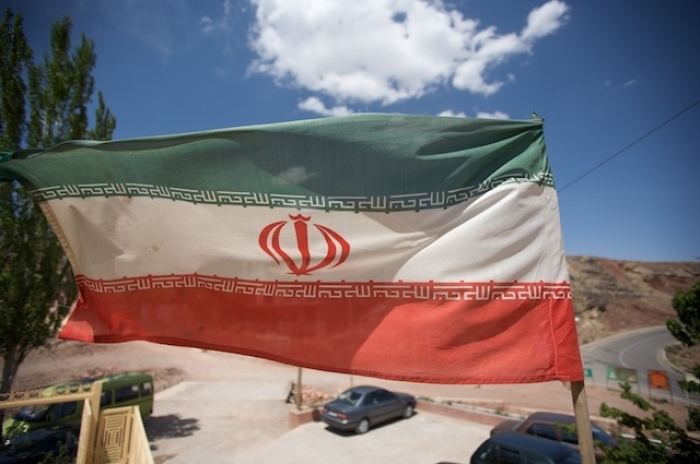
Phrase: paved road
[
  {"left": 138, "top": 328, "right": 695, "bottom": 463},
  {"left": 581, "top": 325, "right": 698, "bottom": 404},
  {"left": 146, "top": 380, "right": 491, "bottom": 464}
]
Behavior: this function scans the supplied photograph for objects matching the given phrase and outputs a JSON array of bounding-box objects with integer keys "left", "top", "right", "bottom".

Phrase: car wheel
[
  {"left": 403, "top": 404, "right": 414, "bottom": 418},
  {"left": 355, "top": 418, "right": 370, "bottom": 434}
]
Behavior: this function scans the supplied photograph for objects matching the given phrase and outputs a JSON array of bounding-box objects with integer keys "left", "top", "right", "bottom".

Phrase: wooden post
[
  {"left": 295, "top": 367, "right": 302, "bottom": 410},
  {"left": 571, "top": 380, "right": 596, "bottom": 464},
  {"left": 84, "top": 380, "right": 102, "bottom": 464}
]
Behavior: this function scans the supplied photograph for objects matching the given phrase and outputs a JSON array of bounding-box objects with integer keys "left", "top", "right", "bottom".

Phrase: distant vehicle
[
  {"left": 471, "top": 432, "right": 582, "bottom": 464},
  {"left": 490, "top": 411, "right": 616, "bottom": 462},
  {"left": 0, "top": 425, "right": 79, "bottom": 464},
  {"left": 320, "top": 385, "right": 416, "bottom": 434},
  {"left": 2, "top": 372, "right": 154, "bottom": 437}
]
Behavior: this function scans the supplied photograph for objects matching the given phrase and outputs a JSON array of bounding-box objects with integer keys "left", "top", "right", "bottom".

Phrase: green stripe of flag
[{"left": 0, "top": 114, "right": 551, "bottom": 213}]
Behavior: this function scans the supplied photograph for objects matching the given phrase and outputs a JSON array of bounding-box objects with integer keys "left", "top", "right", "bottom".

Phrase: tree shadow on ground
[{"left": 144, "top": 414, "right": 200, "bottom": 442}]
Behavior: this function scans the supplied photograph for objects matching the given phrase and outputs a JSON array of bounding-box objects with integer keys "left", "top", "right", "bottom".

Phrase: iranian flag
[{"left": 0, "top": 114, "right": 583, "bottom": 384}]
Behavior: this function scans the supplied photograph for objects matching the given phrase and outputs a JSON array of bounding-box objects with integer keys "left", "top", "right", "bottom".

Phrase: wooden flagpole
[
  {"left": 571, "top": 380, "right": 596, "bottom": 464},
  {"left": 295, "top": 367, "right": 303, "bottom": 410}
]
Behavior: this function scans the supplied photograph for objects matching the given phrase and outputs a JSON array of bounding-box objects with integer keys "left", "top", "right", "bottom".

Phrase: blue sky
[{"left": 6, "top": 0, "right": 700, "bottom": 262}]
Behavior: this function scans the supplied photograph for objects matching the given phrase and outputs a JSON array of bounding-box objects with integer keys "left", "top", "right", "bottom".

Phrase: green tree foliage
[
  {"left": 0, "top": 9, "right": 31, "bottom": 150},
  {"left": 667, "top": 282, "right": 700, "bottom": 350},
  {"left": 668, "top": 282, "right": 700, "bottom": 427},
  {"left": 599, "top": 282, "right": 700, "bottom": 463},
  {"left": 0, "top": 7, "right": 116, "bottom": 404},
  {"left": 666, "top": 282, "right": 700, "bottom": 393},
  {"left": 600, "top": 384, "right": 699, "bottom": 463}
]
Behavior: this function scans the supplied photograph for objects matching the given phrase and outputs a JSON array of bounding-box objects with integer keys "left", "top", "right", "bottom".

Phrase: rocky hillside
[{"left": 567, "top": 256, "right": 700, "bottom": 344}]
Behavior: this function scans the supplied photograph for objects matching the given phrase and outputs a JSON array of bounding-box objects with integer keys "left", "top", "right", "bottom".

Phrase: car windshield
[
  {"left": 2, "top": 430, "right": 49, "bottom": 455},
  {"left": 13, "top": 404, "right": 51, "bottom": 422},
  {"left": 337, "top": 390, "right": 363, "bottom": 406}
]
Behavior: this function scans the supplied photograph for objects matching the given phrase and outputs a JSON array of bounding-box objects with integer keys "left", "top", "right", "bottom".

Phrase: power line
[{"left": 558, "top": 97, "right": 700, "bottom": 193}]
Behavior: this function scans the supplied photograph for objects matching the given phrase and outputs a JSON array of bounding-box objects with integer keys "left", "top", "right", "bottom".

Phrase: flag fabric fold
[{"left": 0, "top": 113, "right": 583, "bottom": 384}]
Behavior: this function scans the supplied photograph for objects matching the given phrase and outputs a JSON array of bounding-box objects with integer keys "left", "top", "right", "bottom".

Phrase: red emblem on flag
[{"left": 259, "top": 214, "right": 351, "bottom": 276}]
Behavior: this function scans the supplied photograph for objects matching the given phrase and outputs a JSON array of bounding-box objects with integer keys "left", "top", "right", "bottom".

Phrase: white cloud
[
  {"left": 453, "top": 0, "right": 569, "bottom": 95},
  {"left": 476, "top": 110, "right": 510, "bottom": 119},
  {"left": 200, "top": 0, "right": 233, "bottom": 33},
  {"left": 438, "top": 109, "right": 509, "bottom": 119},
  {"left": 298, "top": 97, "right": 354, "bottom": 117},
  {"left": 438, "top": 110, "right": 467, "bottom": 118},
  {"left": 521, "top": 0, "right": 570, "bottom": 41},
  {"left": 200, "top": 16, "right": 215, "bottom": 33},
  {"left": 602, "top": 79, "right": 638, "bottom": 89},
  {"left": 249, "top": 0, "right": 569, "bottom": 105}
]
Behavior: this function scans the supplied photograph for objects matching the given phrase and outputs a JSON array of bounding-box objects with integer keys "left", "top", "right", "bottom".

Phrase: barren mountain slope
[{"left": 568, "top": 256, "right": 700, "bottom": 343}]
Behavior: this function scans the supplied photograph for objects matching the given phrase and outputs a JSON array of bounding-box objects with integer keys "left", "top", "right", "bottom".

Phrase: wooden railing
[{"left": 1, "top": 382, "right": 153, "bottom": 463}]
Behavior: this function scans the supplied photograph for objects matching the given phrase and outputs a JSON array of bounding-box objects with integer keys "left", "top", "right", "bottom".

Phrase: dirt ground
[{"left": 7, "top": 338, "right": 694, "bottom": 431}]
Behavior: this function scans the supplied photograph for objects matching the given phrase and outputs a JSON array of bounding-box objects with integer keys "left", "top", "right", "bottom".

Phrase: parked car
[
  {"left": 2, "top": 372, "right": 154, "bottom": 437},
  {"left": 490, "top": 411, "right": 616, "bottom": 462},
  {"left": 0, "top": 425, "right": 80, "bottom": 464},
  {"left": 471, "top": 432, "right": 582, "bottom": 464},
  {"left": 320, "top": 385, "right": 416, "bottom": 434}
]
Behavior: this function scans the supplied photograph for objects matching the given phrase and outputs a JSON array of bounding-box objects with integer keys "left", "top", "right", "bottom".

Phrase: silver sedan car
[{"left": 320, "top": 385, "right": 416, "bottom": 434}]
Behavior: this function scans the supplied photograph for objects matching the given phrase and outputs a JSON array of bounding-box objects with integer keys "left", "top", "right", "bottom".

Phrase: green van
[{"left": 2, "top": 372, "right": 154, "bottom": 436}]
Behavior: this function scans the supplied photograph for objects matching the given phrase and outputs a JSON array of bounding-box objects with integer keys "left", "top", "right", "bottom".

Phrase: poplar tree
[{"left": 0, "top": 8, "right": 116, "bottom": 407}]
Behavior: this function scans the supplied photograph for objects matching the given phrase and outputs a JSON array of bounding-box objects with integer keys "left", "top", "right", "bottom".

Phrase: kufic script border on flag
[
  {"left": 76, "top": 274, "right": 572, "bottom": 300},
  {"left": 31, "top": 172, "right": 554, "bottom": 212}
]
